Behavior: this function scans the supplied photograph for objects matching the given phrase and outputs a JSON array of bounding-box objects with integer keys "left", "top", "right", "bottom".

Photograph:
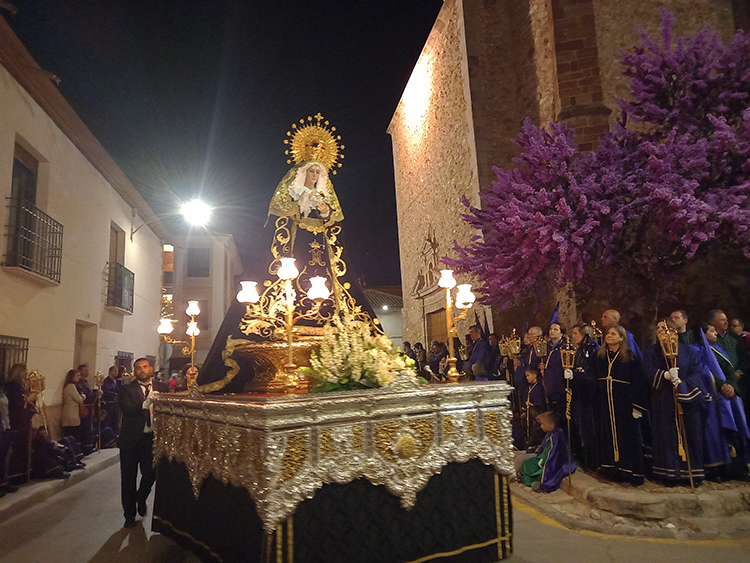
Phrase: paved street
[{"left": 0, "top": 463, "right": 748, "bottom": 563}]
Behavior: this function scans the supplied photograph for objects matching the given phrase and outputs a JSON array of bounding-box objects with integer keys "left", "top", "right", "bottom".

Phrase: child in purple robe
[
  {"left": 512, "top": 367, "right": 547, "bottom": 449},
  {"left": 520, "top": 411, "right": 576, "bottom": 492}
]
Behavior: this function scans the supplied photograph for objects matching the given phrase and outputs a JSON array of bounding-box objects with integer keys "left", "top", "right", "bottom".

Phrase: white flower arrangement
[{"left": 301, "top": 312, "right": 422, "bottom": 393}]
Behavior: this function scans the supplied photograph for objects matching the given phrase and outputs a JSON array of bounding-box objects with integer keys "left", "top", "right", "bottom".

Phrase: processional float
[{"left": 150, "top": 115, "right": 515, "bottom": 563}]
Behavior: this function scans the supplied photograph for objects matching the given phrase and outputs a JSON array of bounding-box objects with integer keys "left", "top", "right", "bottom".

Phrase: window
[
  {"left": 106, "top": 223, "right": 133, "bottom": 313},
  {"left": 3, "top": 144, "right": 63, "bottom": 283},
  {"left": 0, "top": 335, "right": 29, "bottom": 383},
  {"left": 109, "top": 223, "right": 125, "bottom": 266},
  {"left": 116, "top": 351, "right": 134, "bottom": 374},
  {"left": 187, "top": 247, "right": 210, "bottom": 277},
  {"left": 11, "top": 144, "right": 38, "bottom": 204}
]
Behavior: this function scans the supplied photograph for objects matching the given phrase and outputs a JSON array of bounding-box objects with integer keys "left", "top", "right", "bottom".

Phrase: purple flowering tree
[{"left": 450, "top": 9, "right": 750, "bottom": 320}]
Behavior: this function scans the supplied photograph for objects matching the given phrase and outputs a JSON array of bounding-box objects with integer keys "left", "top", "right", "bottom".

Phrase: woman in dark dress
[
  {"left": 593, "top": 326, "right": 646, "bottom": 485},
  {"left": 5, "top": 363, "right": 37, "bottom": 484}
]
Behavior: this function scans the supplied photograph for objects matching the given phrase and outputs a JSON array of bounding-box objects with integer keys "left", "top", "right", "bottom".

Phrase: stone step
[{"left": 0, "top": 449, "right": 120, "bottom": 524}]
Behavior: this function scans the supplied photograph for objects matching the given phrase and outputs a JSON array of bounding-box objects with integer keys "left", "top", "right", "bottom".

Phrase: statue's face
[{"left": 304, "top": 165, "right": 322, "bottom": 188}]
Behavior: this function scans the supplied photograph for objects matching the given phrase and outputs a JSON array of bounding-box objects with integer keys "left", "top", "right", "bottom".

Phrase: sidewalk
[
  {"left": 512, "top": 468, "right": 750, "bottom": 540},
  {"left": 0, "top": 448, "right": 120, "bottom": 524}
]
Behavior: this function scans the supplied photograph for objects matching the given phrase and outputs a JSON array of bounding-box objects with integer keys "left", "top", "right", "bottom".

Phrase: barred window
[{"left": 0, "top": 335, "right": 29, "bottom": 383}]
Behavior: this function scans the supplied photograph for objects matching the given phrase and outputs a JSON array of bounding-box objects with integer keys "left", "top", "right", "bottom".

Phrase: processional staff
[
  {"left": 94, "top": 370, "right": 105, "bottom": 451},
  {"left": 26, "top": 370, "right": 47, "bottom": 481},
  {"left": 533, "top": 336, "right": 549, "bottom": 398},
  {"left": 560, "top": 339, "right": 576, "bottom": 494},
  {"left": 658, "top": 323, "right": 695, "bottom": 491}
]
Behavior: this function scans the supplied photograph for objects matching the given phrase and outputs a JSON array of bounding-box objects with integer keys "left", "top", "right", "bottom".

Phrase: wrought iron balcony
[
  {"left": 107, "top": 261, "right": 135, "bottom": 314},
  {"left": 3, "top": 197, "right": 63, "bottom": 283}
]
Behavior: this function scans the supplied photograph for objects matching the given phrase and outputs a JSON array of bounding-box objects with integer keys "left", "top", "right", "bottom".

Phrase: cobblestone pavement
[{"left": 1, "top": 462, "right": 749, "bottom": 563}]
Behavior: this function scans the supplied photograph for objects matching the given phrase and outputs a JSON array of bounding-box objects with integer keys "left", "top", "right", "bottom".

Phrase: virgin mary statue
[{"left": 195, "top": 115, "right": 377, "bottom": 394}]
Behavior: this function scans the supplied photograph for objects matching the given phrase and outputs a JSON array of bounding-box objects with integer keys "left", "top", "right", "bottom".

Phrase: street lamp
[
  {"left": 157, "top": 300, "right": 201, "bottom": 387},
  {"left": 180, "top": 199, "right": 212, "bottom": 227},
  {"left": 236, "top": 258, "right": 332, "bottom": 393},
  {"left": 438, "top": 270, "right": 475, "bottom": 384},
  {"left": 130, "top": 199, "right": 212, "bottom": 241}
]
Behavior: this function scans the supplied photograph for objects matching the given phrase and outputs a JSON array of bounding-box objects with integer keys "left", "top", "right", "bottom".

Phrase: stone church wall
[{"left": 390, "top": 0, "right": 738, "bottom": 343}]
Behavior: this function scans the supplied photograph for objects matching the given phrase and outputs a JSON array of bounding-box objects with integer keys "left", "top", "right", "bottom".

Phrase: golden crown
[{"left": 284, "top": 113, "right": 345, "bottom": 174}]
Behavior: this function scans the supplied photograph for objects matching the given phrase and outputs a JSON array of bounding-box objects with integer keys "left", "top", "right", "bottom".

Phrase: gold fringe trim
[{"left": 153, "top": 515, "right": 224, "bottom": 562}]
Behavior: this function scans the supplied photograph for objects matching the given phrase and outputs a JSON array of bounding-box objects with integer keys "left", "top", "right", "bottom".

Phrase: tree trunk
[{"left": 555, "top": 282, "right": 578, "bottom": 331}]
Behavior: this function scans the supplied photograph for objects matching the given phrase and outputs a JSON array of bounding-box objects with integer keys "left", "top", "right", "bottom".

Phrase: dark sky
[{"left": 6, "top": 0, "right": 443, "bottom": 286}]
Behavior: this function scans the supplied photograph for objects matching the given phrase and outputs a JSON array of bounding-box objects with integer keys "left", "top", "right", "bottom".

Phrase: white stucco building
[
  {"left": 160, "top": 233, "right": 242, "bottom": 374},
  {"left": 0, "top": 17, "right": 168, "bottom": 435}
]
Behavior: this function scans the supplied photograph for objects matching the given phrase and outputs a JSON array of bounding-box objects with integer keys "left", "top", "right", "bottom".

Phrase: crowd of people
[
  {"left": 0, "top": 363, "right": 126, "bottom": 495},
  {"left": 404, "top": 308, "right": 750, "bottom": 491}
]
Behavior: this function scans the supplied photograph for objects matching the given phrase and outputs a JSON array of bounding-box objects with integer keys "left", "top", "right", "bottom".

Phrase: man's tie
[{"left": 141, "top": 383, "right": 152, "bottom": 426}]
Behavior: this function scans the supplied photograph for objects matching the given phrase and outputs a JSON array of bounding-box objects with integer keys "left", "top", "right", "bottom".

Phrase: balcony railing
[
  {"left": 3, "top": 198, "right": 63, "bottom": 283},
  {"left": 107, "top": 262, "right": 135, "bottom": 314}
]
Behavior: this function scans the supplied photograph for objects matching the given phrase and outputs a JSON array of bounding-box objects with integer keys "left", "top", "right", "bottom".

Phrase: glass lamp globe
[
  {"left": 438, "top": 269, "right": 456, "bottom": 289},
  {"left": 236, "top": 281, "right": 260, "bottom": 304},
  {"left": 277, "top": 258, "right": 299, "bottom": 281},
  {"left": 186, "top": 300, "right": 201, "bottom": 316},
  {"left": 186, "top": 321, "right": 201, "bottom": 337},
  {"left": 455, "top": 284, "right": 476, "bottom": 309},
  {"left": 307, "top": 276, "right": 330, "bottom": 302},
  {"left": 157, "top": 319, "right": 174, "bottom": 335}
]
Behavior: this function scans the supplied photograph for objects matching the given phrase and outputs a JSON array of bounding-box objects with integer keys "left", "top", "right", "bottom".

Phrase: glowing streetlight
[{"left": 180, "top": 200, "right": 212, "bottom": 227}]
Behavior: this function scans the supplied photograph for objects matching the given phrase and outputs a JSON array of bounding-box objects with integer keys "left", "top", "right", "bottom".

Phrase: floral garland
[{"left": 301, "top": 312, "right": 423, "bottom": 393}]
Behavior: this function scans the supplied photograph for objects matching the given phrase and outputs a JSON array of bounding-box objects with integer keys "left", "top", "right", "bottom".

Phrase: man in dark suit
[{"left": 119, "top": 357, "right": 168, "bottom": 528}]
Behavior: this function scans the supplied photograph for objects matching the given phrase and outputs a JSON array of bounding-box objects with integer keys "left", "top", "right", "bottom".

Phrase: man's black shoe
[
  {"left": 137, "top": 500, "right": 147, "bottom": 517},
  {"left": 124, "top": 519, "right": 136, "bottom": 529}
]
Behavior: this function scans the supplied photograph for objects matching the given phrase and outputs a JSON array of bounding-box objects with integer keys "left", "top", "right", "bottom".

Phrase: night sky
[{"left": 6, "top": 0, "right": 443, "bottom": 286}]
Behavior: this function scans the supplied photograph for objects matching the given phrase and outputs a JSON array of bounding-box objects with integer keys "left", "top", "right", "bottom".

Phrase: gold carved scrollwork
[
  {"left": 467, "top": 412, "right": 476, "bottom": 437},
  {"left": 375, "top": 421, "right": 400, "bottom": 462},
  {"left": 151, "top": 383, "right": 515, "bottom": 533},
  {"left": 308, "top": 240, "right": 326, "bottom": 267},
  {"left": 270, "top": 217, "right": 293, "bottom": 276},
  {"left": 484, "top": 412, "right": 504, "bottom": 447},
  {"left": 279, "top": 433, "right": 308, "bottom": 484}
]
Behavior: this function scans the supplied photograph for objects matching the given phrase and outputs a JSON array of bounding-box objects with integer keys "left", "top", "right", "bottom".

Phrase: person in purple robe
[
  {"left": 75, "top": 364, "right": 94, "bottom": 454},
  {"left": 540, "top": 323, "right": 566, "bottom": 423},
  {"left": 512, "top": 367, "right": 546, "bottom": 449},
  {"left": 465, "top": 325, "right": 491, "bottom": 377},
  {"left": 520, "top": 411, "right": 576, "bottom": 492},
  {"left": 513, "top": 327, "right": 542, "bottom": 400},
  {"left": 101, "top": 365, "right": 121, "bottom": 437},
  {"left": 594, "top": 325, "right": 646, "bottom": 486},
  {"left": 569, "top": 323, "right": 599, "bottom": 471},
  {"left": 644, "top": 320, "right": 707, "bottom": 485},
  {"left": 704, "top": 322, "right": 750, "bottom": 481}
]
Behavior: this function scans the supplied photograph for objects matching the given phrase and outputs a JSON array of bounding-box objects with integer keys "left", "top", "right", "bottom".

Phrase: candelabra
[
  {"left": 499, "top": 329, "right": 521, "bottom": 359},
  {"left": 437, "top": 270, "right": 476, "bottom": 384},
  {"left": 157, "top": 300, "right": 202, "bottom": 383},
  {"left": 236, "top": 257, "right": 332, "bottom": 393}
]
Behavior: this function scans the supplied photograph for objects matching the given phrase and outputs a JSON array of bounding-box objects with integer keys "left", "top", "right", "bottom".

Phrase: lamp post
[
  {"left": 437, "top": 270, "right": 476, "bottom": 384},
  {"left": 236, "top": 257, "right": 331, "bottom": 393},
  {"left": 157, "top": 300, "right": 201, "bottom": 387}
]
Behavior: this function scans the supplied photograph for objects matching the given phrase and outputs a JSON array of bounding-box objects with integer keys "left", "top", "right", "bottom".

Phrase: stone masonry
[{"left": 389, "top": 0, "right": 739, "bottom": 344}]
